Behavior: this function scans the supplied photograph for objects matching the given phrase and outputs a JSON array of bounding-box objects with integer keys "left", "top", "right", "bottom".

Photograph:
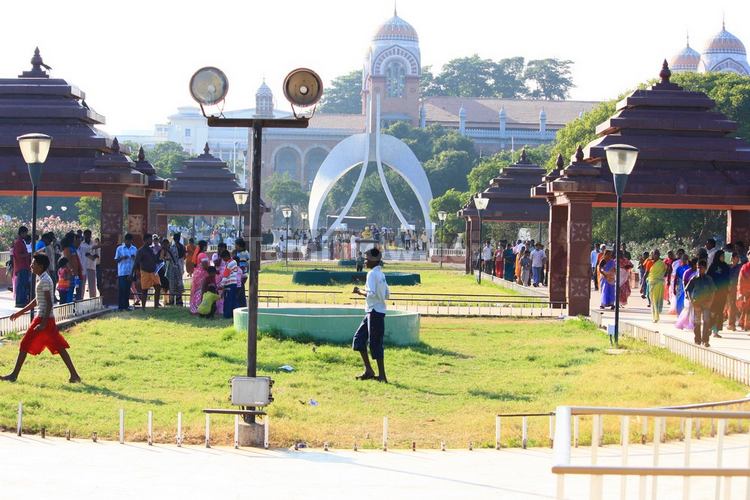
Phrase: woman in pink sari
[{"left": 189, "top": 241, "right": 209, "bottom": 314}]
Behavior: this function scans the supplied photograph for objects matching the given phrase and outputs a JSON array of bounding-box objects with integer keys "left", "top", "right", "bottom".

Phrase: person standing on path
[
  {"left": 727, "top": 252, "right": 742, "bottom": 330},
  {"left": 590, "top": 244, "right": 600, "bottom": 291},
  {"left": 686, "top": 260, "right": 716, "bottom": 347},
  {"left": 12, "top": 226, "right": 31, "bottom": 308},
  {"left": 79, "top": 229, "right": 99, "bottom": 298},
  {"left": 114, "top": 234, "right": 137, "bottom": 311},
  {"left": 1, "top": 253, "right": 81, "bottom": 383},
  {"left": 646, "top": 249, "right": 667, "bottom": 323},
  {"left": 530, "top": 243, "right": 545, "bottom": 287},
  {"left": 351, "top": 248, "right": 389, "bottom": 383},
  {"left": 707, "top": 251, "right": 730, "bottom": 338}
]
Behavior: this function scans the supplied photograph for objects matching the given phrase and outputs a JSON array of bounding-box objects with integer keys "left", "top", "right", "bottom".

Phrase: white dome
[
  {"left": 699, "top": 24, "right": 750, "bottom": 75},
  {"left": 671, "top": 41, "right": 701, "bottom": 72}
]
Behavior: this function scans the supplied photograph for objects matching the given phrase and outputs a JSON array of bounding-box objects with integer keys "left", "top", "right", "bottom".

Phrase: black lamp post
[
  {"left": 474, "top": 196, "right": 489, "bottom": 284},
  {"left": 282, "top": 207, "right": 292, "bottom": 267},
  {"left": 189, "top": 66, "right": 322, "bottom": 426},
  {"left": 300, "top": 211, "right": 308, "bottom": 259},
  {"left": 17, "top": 133, "right": 52, "bottom": 307},
  {"left": 233, "top": 190, "right": 248, "bottom": 239},
  {"left": 437, "top": 210, "right": 447, "bottom": 269},
  {"left": 604, "top": 144, "right": 639, "bottom": 346}
]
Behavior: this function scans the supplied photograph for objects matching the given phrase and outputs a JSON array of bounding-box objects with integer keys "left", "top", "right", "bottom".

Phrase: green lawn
[
  {"left": 250, "top": 261, "right": 523, "bottom": 305},
  {"left": 0, "top": 310, "right": 744, "bottom": 448}
]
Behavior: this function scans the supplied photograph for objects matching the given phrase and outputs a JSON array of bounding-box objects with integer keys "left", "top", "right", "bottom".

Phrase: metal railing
[
  {"left": 350, "top": 295, "right": 565, "bottom": 317},
  {"left": 428, "top": 248, "right": 466, "bottom": 257},
  {"left": 552, "top": 404, "right": 750, "bottom": 500},
  {"left": 0, "top": 296, "right": 105, "bottom": 337}
]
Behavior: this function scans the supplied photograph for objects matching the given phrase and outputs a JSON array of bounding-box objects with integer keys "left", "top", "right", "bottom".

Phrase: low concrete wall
[{"left": 234, "top": 307, "right": 420, "bottom": 345}]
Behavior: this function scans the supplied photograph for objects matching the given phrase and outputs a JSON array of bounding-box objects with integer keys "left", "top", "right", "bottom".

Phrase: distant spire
[
  {"left": 575, "top": 145, "right": 584, "bottom": 162},
  {"left": 204, "top": 142, "right": 210, "bottom": 155},
  {"left": 556, "top": 153, "right": 564, "bottom": 169},
  {"left": 520, "top": 147, "right": 528, "bottom": 163},
  {"left": 138, "top": 146, "right": 145, "bottom": 162},
  {"left": 111, "top": 137, "right": 120, "bottom": 153},
  {"left": 659, "top": 59, "right": 672, "bottom": 84},
  {"left": 722, "top": 12, "right": 725, "bottom": 31},
  {"left": 394, "top": 0, "right": 397, "bottom": 16},
  {"left": 686, "top": 30, "right": 690, "bottom": 48}
]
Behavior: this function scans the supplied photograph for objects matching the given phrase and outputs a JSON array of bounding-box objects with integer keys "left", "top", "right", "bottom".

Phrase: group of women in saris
[{"left": 189, "top": 240, "right": 210, "bottom": 314}]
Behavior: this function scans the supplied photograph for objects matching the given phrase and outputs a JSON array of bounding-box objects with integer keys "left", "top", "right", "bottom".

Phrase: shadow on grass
[
  {"left": 467, "top": 388, "right": 532, "bottom": 402},
  {"left": 61, "top": 383, "right": 166, "bottom": 405},
  {"left": 397, "top": 342, "right": 471, "bottom": 359},
  {"left": 389, "top": 381, "right": 458, "bottom": 396}
]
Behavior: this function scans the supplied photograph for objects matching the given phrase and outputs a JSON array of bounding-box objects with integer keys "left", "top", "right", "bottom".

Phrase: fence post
[
  {"left": 16, "top": 402, "right": 22, "bottom": 437},
  {"left": 148, "top": 411, "right": 153, "bottom": 445},
  {"left": 383, "top": 416, "right": 388, "bottom": 452},
  {"left": 119, "top": 409, "right": 124, "bottom": 444}
]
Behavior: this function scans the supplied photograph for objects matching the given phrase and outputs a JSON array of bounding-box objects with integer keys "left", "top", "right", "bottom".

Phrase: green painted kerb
[
  {"left": 234, "top": 307, "right": 420, "bottom": 345},
  {"left": 292, "top": 269, "right": 421, "bottom": 286}
]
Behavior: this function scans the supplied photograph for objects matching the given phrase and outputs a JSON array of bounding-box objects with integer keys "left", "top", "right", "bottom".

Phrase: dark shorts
[{"left": 352, "top": 311, "right": 385, "bottom": 360}]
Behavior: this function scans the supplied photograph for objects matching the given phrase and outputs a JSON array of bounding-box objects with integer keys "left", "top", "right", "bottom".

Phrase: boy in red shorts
[{"left": 2, "top": 253, "right": 81, "bottom": 383}]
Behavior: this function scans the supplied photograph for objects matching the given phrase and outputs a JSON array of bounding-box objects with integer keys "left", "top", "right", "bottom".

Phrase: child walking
[{"left": 2, "top": 254, "right": 81, "bottom": 383}]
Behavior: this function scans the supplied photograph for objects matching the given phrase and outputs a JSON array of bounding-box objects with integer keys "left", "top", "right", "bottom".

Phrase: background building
[{"left": 670, "top": 22, "right": 750, "bottom": 75}]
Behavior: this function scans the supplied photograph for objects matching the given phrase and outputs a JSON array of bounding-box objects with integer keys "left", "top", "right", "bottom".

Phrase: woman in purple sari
[
  {"left": 599, "top": 250, "right": 616, "bottom": 309},
  {"left": 673, "top": 254, "right": 691, "bottom": 314}
]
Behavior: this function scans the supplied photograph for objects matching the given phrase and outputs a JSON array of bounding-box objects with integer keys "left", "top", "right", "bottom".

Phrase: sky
[{"left": 0, "top": 0, "right": 746, "bottom": 134}]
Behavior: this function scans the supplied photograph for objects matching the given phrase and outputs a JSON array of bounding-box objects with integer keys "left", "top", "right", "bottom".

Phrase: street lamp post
[
  {"left": 437, "top": 210, "right": 447, "bottom": 269},
  {"left": 189, "top": 66, "right": 322, "bottom": 431},
  {"left": 474, "top": 196, "right": 489, "bottom": 284},
  {"left": 604, "top": 144, "right": 639, "bottom": 346},
  {"left": 300, "top": 211, "right": 308, "bottom": 260},
  {"left": 282, "top": 207, "right": 292, "bottom": 267},
  {"left": 17, "top": 133, "right": 52, "bottom": 308},
  {"left": 233, "top": 190, "right": 249, "bottom": 239}
]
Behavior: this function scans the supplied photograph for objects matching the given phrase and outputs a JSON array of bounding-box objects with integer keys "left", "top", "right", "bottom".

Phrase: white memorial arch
[{"left": 308, "top": 94, "right": 433, "bottom": 240}]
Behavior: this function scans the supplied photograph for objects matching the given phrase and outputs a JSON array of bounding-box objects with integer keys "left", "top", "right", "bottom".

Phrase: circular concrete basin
[{"left": 234, "top": 307, "right": 420, "bottom": 345}]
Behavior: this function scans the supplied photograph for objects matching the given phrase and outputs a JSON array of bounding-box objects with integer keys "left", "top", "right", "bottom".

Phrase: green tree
[
  {"left": 468, "top": 145, "right": 551, "bottom": 193},
  {"left": 432, "top": 55, "right": 497, "bottom": 97},
  {"left": 265, "top": 173, "right": 309, "bottom": 210},
  {"left": 524, "top": 59, "right": 574, "bottom": 100},
  {"left": 491, "top": 57, "right": 528, "bottom": 98},
  {"left": 423, "top": 150, "right": 473, "bottom": 196},
  {"left": 429, "top": 188, "right": 471, "bottom": 242},
  {"left": 76, "top": 196, "right": 101, "bottom": 230},
  {"left": 319, "top": 70, "right": 362, "bottom": 114},
  {"left": 546, "top": 100, "right": 617, "bottom": 169},
  {"left": 432, "top": 132, "right": 478, "bottom": 163}
]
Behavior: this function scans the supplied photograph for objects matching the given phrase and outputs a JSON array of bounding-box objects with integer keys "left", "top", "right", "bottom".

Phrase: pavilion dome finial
[
  {"left": 204, "top": 142, "right": 210, "bottom": 156},
  {"left": 138, "top": 146, "right": 145, "bottom": 162},
  {"left": 556, "top": 153, "right": 564, "bottom": 169},
  {"left": 659, "top": 59, "right": 672, "bottom": 83},
  {"left": 111, "top": 137, "right": 120, "bottom": 153},
  {"left": 19, "top": 47, "right": 52, "bottom": 78},
  {"left": 575, "top": 145, "right": 584, "bottom": 162}
]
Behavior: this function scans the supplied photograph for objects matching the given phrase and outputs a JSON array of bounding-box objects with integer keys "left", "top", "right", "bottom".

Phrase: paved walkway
[{"left": 3, "top": 431, "right": 749, "bottom": 499}]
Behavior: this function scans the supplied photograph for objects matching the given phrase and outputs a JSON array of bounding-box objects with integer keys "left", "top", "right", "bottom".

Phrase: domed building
[{"left": 671, "top": 22, "right": 750, "bottom": 75}]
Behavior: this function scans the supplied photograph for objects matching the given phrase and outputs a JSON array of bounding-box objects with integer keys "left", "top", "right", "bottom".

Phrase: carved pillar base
[
  {"left": 548, "top": 204, "right": 568, "bottom": 308},
  {"left": 127, "top": 197, "right": 149, "bottom": 248},
  {"left": 727, "top": 210, "right": 750, "bottom": 246},
  {"left": 100, "top": 190, "right": 125, "bottom": 307},
  {"left": 566, "top": 200, "right": 593, "bottom": 316}
]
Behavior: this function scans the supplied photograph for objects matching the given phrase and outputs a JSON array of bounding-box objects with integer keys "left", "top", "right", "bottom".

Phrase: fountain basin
[
  {"left": 292, "top": 269, "right": 420, "bottom": 286},
  {"left": 234, "top": 307, "right": 420, "bottom": 345}
]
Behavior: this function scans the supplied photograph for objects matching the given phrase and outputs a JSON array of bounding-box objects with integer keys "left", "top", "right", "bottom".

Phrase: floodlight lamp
[
  {"left": 17, "top": 133, "right": 52, "bottom": 164},
  {"left": 233, "top": 190, "right": 249, "bottom": 206},
  {"left": 605, "top": 144, "right": 639, "bottom": 176},
  {"left": 61, "top": 206, "right": 67, "bottom": 212},
  {"left": 45, "top": 205, "right": 52, "bottom": 211},
  {"left": 300, "top": 212, "right": 308, "bottom": 221},
  {"left": 437, "top": 210, "right": 447, "bottom": 221},
  {"left": 283, "top": 68, "right": 323, "bottom": 119},
  {"left": 189, "top": 66, "right": 229, "bottom": 113},
  {"left": 474, "top": 196, "right": 489, "bottom": 211},
  {"left": 282, "top": 207, "right": 292, "bottom": 219}
]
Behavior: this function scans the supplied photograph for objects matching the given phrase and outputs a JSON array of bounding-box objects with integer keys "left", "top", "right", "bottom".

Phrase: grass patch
[{"left": 0, "top": 309, "right": 744, "bottom": 448}]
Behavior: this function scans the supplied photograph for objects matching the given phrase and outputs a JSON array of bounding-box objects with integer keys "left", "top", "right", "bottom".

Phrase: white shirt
[
  {"left": 115, "top": 244, "right": 137, "bottom": 277},
  {"left": 590, "top": 250, "right": 599, "bottom": 267},
  {"left": 364, "top": 265, "right": 389, "bottom": 314},
  {"left": 36, "top": 272, "right": 54, "bottom": 317},
  {"left": 79, "top": 240, "right": 97, "bottom": 271},
  {"left": 481, "top": 245, "right": 493, "bottom": 260},
  {"left": 707, "top": 247, "right": 720, "bottom": 268},
  {"left": 531, "top": 249, "right": 546, "bottom": 268}
]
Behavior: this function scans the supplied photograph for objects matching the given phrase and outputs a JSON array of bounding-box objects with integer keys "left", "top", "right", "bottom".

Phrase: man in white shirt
[
  {"left": 481, "top": 241, "right": 493, "bottom": 275},
  {"left": 531, "top": 243, "right": 546, "bottom": 287},
  {"left": 352, "top": 248, "right": 390, "bottom": 383},
  {"left": 79, "top": 229, "right": 99, "bottom": 298},
  {"left": 590, "top": 244, "right": 600, "bottom": 291},
  {"left": 115, "top": 234, "right": 138, "bottom": 311},
  {"left": 706, "top": 238, "right": 720, "bottom": 268}
]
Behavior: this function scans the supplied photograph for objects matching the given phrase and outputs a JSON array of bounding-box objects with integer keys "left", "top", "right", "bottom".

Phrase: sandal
[{"left": 355, "top": 372, "right": 375, "bottom": 381}]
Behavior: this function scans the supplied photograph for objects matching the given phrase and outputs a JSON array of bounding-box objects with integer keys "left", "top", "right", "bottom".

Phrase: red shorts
[{"left": 19, "top": 316, "right": 70, "bottom": 356}]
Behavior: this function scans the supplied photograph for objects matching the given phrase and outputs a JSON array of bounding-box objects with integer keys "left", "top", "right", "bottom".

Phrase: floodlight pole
[{"left": 207, "top": 116, "right": 308, "bottom": 423}]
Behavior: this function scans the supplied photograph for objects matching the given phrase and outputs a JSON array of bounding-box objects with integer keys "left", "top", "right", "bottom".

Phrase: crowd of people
[
  {"left": 595, "top": 239, "right": 750, "bottom": 347},
  {"left": 476, "top": 239, "right": 549, "bottom": 287}
]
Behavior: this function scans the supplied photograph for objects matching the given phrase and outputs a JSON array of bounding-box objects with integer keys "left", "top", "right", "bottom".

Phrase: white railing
[
  {"left": 552, "top": 405, "right": 750, "bottom": 500},
  {"left": 0, "top": 296, "right": 105, "bottom": 337},
  {"left": 428, "top": 248, "right": 466, "bottom": 257}
]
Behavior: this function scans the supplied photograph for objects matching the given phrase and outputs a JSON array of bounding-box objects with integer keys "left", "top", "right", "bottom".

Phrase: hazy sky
[{"left": 0, "top": 0, "right": 745, "bottom": 134}]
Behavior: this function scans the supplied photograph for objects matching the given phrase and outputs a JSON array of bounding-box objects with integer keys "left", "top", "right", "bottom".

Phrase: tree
[
  {"left": 524, "top": 59, "right": 574, "bottom": 100},
  {"left": 148, "top": 142, "right": 190, "bottom": 178},
  {"left": 429, "top": 188, "right": 471, "bottom": 243},
  {"left": 75, "top": 196, "right": 101, "bottom": 230},
  {"left": 423, "top": 150, "right": 473, "bottom": 196},
  {"left": 546, "top": 100, "right": 616, "bottom": 169},
  {"left": 468, "top": 145, "right": 551, "bottom": 193},
  {"left": 319, "top": 70, "right": 362, "bottom": 114},
  {"left": 432, "top": 55, "right": 497, "bottom": 97},
  {"left": 432, "top": 132, "right": 478, "bottom": 163},
  {"left": 265, "top": 173, "right": 309, "bottom": 210}
]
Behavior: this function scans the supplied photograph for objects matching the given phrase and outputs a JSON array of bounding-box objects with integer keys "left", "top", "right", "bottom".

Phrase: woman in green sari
[{"left": 647, "top": 249, "right": 668, "bottom": 323}]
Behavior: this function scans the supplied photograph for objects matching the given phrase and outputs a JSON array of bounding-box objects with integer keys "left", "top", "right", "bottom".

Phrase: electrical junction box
[{"left": 230, "top": 376, "right": 274, "bottom": 406}]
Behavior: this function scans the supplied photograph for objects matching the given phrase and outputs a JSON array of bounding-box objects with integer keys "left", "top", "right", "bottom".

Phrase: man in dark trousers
[
  {"left": 351, "top": 248, "right": 390, "bottom": 383},
  {"left": 686, "top": 260, "right": 716, "bottom": 347}
]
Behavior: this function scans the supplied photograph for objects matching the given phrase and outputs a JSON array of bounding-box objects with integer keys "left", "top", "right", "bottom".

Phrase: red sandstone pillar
[
  {"left": 566, "top": 199, "right": 593, "bottom": 316},
  {"left": 548, "top": 203, "right": 568, "bottom": 308},
  {"left": 100, "top": 189, "right": 125, "bottom": 307},
  {"left": 154, "top": 214, "right": 168, "bottom": 239},
  {"left": 127, "top": 197, "right": 149, "bottom": 248},
  {"left": 727, "top": 210, "right": 750, "bottom": 246}
]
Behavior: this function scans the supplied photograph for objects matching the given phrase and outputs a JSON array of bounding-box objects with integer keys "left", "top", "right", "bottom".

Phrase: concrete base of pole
[{"left": 238, "top": 422, "right": 265, "bottom": 447}]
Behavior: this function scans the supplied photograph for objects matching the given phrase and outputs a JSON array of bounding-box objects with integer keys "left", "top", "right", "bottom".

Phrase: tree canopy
[{"left": 319, "top": 70, "right": 362, "bottom": 114}]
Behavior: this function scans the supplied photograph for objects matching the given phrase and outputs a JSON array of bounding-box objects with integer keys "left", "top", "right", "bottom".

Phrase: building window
[
  {"left": 385, "top": 60, "right": 406, "bottom": 98},
  {"left": 185, "top": 128, "right": 191, "bottom": 138}
]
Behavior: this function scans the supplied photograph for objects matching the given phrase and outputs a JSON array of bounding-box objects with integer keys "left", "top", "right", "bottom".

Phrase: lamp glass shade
[
  {"left": 233, "top": 190, "right": 249, "bottom": 206},
  {"left": 17, "top": 133, "right": 52, "bottom": 164},
  {"left": 189, "top": 67, "right": 229, "bottom": 106},
  {"left": 437, "top": 210, "right": 447, "bottom": 221},
  {"left": 474, "top": 196, "right": 489, "bottom": 211},
  {"left": 605, "top": 144, "right": 639, "bottom": 176},
  {"left": 282, "top": 207, "right": 292, "bottom": 218},
  {"left": 300, "top": 212, "right": 308, "bottom": 220},
  {"left": 61, "top": 206, "right": 67, "bottom": 211}
]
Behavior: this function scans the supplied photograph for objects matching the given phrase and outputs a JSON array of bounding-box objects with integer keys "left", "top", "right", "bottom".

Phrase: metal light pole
[
  {"left": 233, "top": 190, "right": 248, "bottom": 239},
  {"left": 605, "top": 144, "right": 639, "bottom": 346},
  {"left": 282, "top": 207, "right": 292, "bottom": 267},
  {"left": 300, "top": 211, "right": 308, "bottom": 260},
  {"left": 189, "top": 67, "right": 321, "bottom": 427},
  {"left": 474, "top": 196, "right": 489, "bottom": 284},
  {"left": 438, "top": 210, "right": 447, "bottom": 269},
  {"left": 17, "top": 133, "right": 52, "bottom": 309}
]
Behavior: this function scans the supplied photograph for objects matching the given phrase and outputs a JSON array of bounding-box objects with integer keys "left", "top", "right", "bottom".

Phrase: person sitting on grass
[
  {"left": 198, "top": 280, "right": 220, "bottom": 319},
  {"left": 351, "top": 248, "right": 389, "bottom": 383},
  {"left": 2, "top": 253, "right": 81, "bottom": 383}
]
